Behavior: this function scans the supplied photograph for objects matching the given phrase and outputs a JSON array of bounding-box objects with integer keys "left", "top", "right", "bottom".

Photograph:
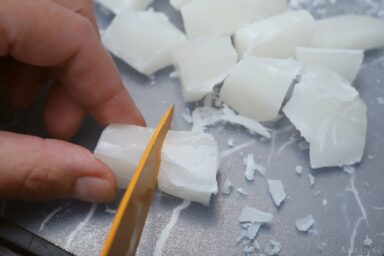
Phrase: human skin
[{"left": 0, "top": 0, "right": 145, "bottom": 203}]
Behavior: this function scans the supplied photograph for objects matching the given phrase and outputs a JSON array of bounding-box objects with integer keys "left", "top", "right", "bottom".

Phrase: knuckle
[{"left": 20, "top": 164, "right": 69, "bottom": 201}]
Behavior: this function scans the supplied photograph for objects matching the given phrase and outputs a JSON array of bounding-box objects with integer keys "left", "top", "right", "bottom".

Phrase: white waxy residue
[
  {"left": 348, "top": 216, "right": 364, "bottom": 256},
  {"left": 346, "top": 175, "right": 369, "bottom": 256},
  {"left": 267, "top": 131, "right": 276, "bottom": 167},
  {"left": 222, "top": 178, "right": 233, "bottom": 195},
  {"left": 39, "top": 206, "right": 63, "bottom": 231},
  {"left": 238, "top": 188, "right": 248, "bottom": 197},
  {"left": 105, "top": 205, "right": 117, "bottom": 215},
  {"left": 346, "top": 175, "right": 368, "bottom": 225},
  {"left": 246, "top": 222, "right": 261, "bottom": 240},
  {"left": 154, "top": 200, "right": 191, "bottom": 256},
  {"left": 266, "top": 240, "right": 282, "bottom": 256},
  {"left": 277, "top": 139, "right": 297, "bottom": 155},
  {"left": 64, "top": 204, "right": 97, "bottom": 251},
  {"left": 220, "top": 141, "right": 255, "bottom": 159},
  {"left": 363, "top": 235, "right": 373, "bottom": 247},
  {"left": 239, "top": 206, "right": 273, "bottom": 223},
  {"left": 244, "top": 154, "right": 266, "bottom": 181},
  {"left": 295, "top": 214, "right": 315, "bottom": 232},
  {"left": 295, "top": 165, "right": 303, "bottom": 175},
  {"left": 343, "top": 165, "right": 356, "bottom": 175},
  {"left": 308, "top": 173, "right": 315, "bottom": 187},
  {"left": 253, "top": 240, "right": 261, "bottom": 250},
  {"left": 267, "top": 179, "right": 286, "bottom": 207}
]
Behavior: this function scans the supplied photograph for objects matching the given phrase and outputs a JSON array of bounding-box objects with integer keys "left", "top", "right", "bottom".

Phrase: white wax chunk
[
  {"left": 103, "top": 10, "right": 186, "bottom": 76},
  {"left": 181, "top": 0, "right": 287, "bottom": 38},
  {"left": 252, "top": 0, "right": 287, "bottom": 21},
  {"left": 170, "top": 0, "right": 193, "bottom": 10},
  {"left": 94, "top": 125, "right": 220, "bottom": 206},
  {"left": 172, "top": 37, "right": 237, "bottom": 102},
  {"left": 239, "top": 206, "right": 273, "bottom": 223},
  {"left": 96, "top": 0, "right": 153, "bottom": 14},
  {"left": 311, "top": 15, "right": 384, "bottom": 50},
  {"left": 295, "top": 214, "right": 314, "bottom": 232},
  {"left": 234, "top": 10, "right": 315, "bottom": 58},
  {"left": 283, "top": 66, "right": 367, "bottom": 168},
  {"left": 295, "top": 47, "right": 364, "bottom": 82},
  {"left": 267, "top": 179, "right": 286, "bottom": 207},
  {"left": 221, "top": 56, "right": 301, "bottom": 122}
]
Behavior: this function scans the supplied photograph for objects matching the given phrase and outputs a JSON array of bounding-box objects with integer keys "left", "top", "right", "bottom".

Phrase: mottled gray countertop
[{"left": 1, "top": 0, "right": 384, "bottom": 255}]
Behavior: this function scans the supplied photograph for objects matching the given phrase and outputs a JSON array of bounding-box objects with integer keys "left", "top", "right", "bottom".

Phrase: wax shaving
[
  {"left": 222, "top": 178, "right": 233, "bottom": 195},
  {"left": 268, "top": 179, "right": 287, "bottom": 207},
  {"left": 295, "top": 214, "right": 315, "bottom": 232},
  {"left": 239, "top": 207, "right": 273, "bottom": 223}
]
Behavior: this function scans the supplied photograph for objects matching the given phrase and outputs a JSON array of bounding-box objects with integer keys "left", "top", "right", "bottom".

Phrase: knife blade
[{"left": 100, "top": 106, "right": 174, "bottom": 256}]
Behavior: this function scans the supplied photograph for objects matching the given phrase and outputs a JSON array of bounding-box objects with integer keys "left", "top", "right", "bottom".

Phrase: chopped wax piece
[
  {"left": 283, "top": 66, "right": 367, "bottom": 168},
  {"left": 343, "top": 165, "right": 356, "bottom": 175},
  {"left": 227, "top": 138, "right": 234, "bottom": 147},
  {"left": 267, "top": 179, "right": 286, "bottom": 207},
  {"left": 246, "top": 222, "right": 261, "bottom": 240},
  {"left": 243, "top": 246, "right": 254, "bottom": 254},
  {"left": 298, "top": 141, "right": 309, "bottom": 150},
  {"left": 103, "top": 10, "right": 186, "bottom": 76},
  {"left": 266, "top": 240, "right": 282, "bottom": 256},
  {"left": 311, "top": 15, "right": 384, "bottom": 50},
  {"left": 172, "top": 37, "right": 237, "bottom": 102},
  {"left": 182, "top": 0, "right": 259, "bottom": 37},
  {"left": 241, "top": 223, "right": 251, "bottom": 230},
  {"left": 243, "top": 154, "right": 266, "bottom": 178},
  {"left": 222, "top": 178, "right": 233, "bottom": 195},
  {"left": 238, "top": 188, "right": 248, "bottom": 197},
  {"left": 220, "top": 115, "right": 271, "bottom": 138},
  {"left": 253, "top": 240, "right": 261, "bottom": 250},
  {"left": 169, "top": 0, "right": 193, "bottom": 10},
  {"left": 237, "top": 229, "right": 248, "bottom": 243},
  {"left": 239, "top": 206, "right": 273, "bottom": 223},
  {"left": 94, "top": 125, "right": 219, "bottom": 206},
  {"left": 295, "top": 47, "right": 364, "bottom": 82},
  {"left": 251, "top": 0, "right": 287, "bottom": 21},
  {"left": 244, "top": 154, "right": 256, "bottom": 181},
  {"left": 221, "top": 57, "right": 301, "bottom": 122},
  {"left": 363, "top": 235, "right": 373, "bottom": 247},
  {"left": 181, "top": 0, "right": 286, "bottom": 38},
  {"left": 169, "top": 71, "right": 179, "bottom": 79},
  {"left": 235, "top": 10, "right": 315, "bottom": 57},
  {"left": 96, "top": 0, "right": 153, "bottom": 14},
  {"left": 308, "top": 173, "right": 315, "bottom": 187},
  {"left": 295, "top": 214, "right": 315, "bottom": 232},
  {"left": 190, "top": 106, "right": 270, "bottom": 138},
  {"left": 295, "top": 165, "right": 303, "bottom": 175}
]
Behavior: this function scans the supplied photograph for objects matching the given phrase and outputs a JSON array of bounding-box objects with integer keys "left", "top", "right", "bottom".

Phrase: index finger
[{"left": 0, "top": 0, "right": 145, "bottom": 126}]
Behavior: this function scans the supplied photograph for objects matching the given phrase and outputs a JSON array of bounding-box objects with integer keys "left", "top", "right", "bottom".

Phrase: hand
[{"left": 0, "top": 0, "right": 145, "bottom": 203}]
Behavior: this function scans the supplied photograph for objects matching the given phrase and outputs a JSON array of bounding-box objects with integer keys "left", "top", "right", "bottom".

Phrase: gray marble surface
[{"left": 1, "top": 0, "right": 384, "bottom": 255}]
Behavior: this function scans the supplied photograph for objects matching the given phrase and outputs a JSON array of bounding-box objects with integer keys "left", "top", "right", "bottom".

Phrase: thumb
[{"left": 0, "top": 131, "right": 117, "bottom": 203}]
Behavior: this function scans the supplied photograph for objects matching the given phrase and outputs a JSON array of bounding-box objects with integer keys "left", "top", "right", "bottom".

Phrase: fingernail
[{"left": 73, "top": 177, "right": 115, "bottom": 203}]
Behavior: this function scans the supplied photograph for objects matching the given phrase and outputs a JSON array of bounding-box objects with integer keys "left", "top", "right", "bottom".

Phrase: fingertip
[
  {"left": 73, "top": 177, "right": 116, "bottom": 203},
  {"left": 44, "top": 85, "right": 85, "bottom": 140},
  {"left": 90, "top": 88, "right": 147, "bottom": 127}
]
